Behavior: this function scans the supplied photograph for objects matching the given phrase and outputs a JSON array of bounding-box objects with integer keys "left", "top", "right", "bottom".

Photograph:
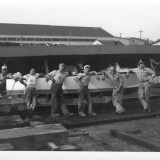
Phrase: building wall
[
  {"left": 0, "top": 35, "right": 147, "bottom": 46},
  {"left": 129, "top": 38, "right": 145, "bottom": 45}
]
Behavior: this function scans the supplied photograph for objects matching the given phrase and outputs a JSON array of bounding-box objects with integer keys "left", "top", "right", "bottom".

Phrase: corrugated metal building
[{"left": 0, "top": 45, "right": 160, "bottom": 74}]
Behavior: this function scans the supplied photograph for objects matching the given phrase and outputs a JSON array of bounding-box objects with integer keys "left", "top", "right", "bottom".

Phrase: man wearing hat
[
  {"left": 126, "top": 60, "right": 155, "bottom": 113},
  {"left": 101, "top": 63, "right": 125, "bottom": 114},
  {"left": 45, "top": 63, "right": 74, "bottom": 117},
  {"left": 74, "top": 65, "right": 100, "bottom": 116},
  {"left": 0, "top": 65, "right": 16, "bottom": 98}
]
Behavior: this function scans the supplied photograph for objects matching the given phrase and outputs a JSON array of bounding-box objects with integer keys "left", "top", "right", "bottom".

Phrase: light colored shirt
[
  {"left": 48, "top": 70, "right": 69, "bottom": 84},
  {"left": 104, "top": 71, "right": 124, "bottom": 88},
  {"left": 131, "top": 67, "right": 154, "bottom": 82},
  {"left": 23, "top": 73, "right": 39, "bottom": 88}
]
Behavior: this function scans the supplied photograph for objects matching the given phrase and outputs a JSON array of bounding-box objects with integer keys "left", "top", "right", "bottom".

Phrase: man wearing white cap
[
  {"left": 0, "top": 65, "right": 16, "bottom": 98},
  {"left": 101, "top": 63, "right": 125, "bottom": 114},
  {"left": 126, "top": 60, "right": 155, "bottom": 113},
  {"left": 74, "top": 65, "right": 100, "bottom": 116},
  {"left": 45, "top": 63, "right": 74, "bottom": 117}
]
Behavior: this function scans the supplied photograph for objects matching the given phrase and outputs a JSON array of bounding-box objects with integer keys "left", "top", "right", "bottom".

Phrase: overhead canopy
[{"left": 0, "top": 45, "right": 160, "bottom": 57}]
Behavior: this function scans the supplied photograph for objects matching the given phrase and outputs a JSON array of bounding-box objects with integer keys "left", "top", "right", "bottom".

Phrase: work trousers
[
  {"left": 138, "top": 76, "right": 160, "bottom": 109},
  {"left": 0, "top": 79, "right": 6, "bottom": 96},
  {"left": 78, "top": 85, "right": 94, "bottom": 114},
  {"left": 112, "top": 86, "right": 125, "bottom": 113},
  {"left": 24, "top": 87, "right": 37, "bottom": 117},
  {"left": 50, "top": 83, "right": 69, "bottom": 115}
]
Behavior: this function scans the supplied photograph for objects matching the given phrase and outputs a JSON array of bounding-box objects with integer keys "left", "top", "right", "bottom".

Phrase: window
[
  {"left": 25, "top": 38, "right": 35, "bottom": 41},
  {"left": 52, "top": 38, "right": 59, "bottom": 41},
  {"left": 35, "top": 38, "right": 43, "bottom": 41},
  {"left": 44, "top": 38, "right": 51, "bottom": 41},
  {"left": 60, "top": 38, "right": 67, "bottom": 41},
  {"left": 71, "top": 39, "right": 75, "bottom": 41}
]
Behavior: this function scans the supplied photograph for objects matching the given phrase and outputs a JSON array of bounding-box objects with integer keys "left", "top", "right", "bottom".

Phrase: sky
[{"left": 0, "top": 0, "right": 160, "bottom": 42}]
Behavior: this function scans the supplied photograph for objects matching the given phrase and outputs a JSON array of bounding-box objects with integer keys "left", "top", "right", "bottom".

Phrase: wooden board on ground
[
  {"left": 110, "top": 129, "right": 160, "bottom": 151},
  {"left": 0, "top": 124, "right": 68, "bottom": 151},
  {"left": 0, "top": 143, "right": 15, "bottom": 151},
  {"left": 0, "top": 115, "right": 24, "bottom": 130}
]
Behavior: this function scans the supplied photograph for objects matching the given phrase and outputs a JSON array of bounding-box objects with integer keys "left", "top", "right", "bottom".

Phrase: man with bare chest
[
  {"left": 74, "top": 65, "right": 100, "bottom": 116},
  {"left": 45, "top": 63, "right": 74, "bottom": 117}
]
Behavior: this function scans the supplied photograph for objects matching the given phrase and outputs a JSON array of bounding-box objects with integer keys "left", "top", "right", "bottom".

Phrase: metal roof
[
  {"left": 0, "top": 45, "right": 160, "bottom": 57},
  {"left": 0, "top": 23, "right": 113, "bottom": 37}
]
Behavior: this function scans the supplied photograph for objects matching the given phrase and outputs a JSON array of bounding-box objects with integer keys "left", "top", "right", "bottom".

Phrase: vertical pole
[{"left": 138, "top": 30, "right": 143, "bottom": 39}]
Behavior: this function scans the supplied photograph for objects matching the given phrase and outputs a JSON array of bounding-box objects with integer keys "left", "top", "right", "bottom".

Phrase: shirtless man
[
  {"left": 74, "top": 65, "right": 100, "bottom": 116},
  {"left": 45, "top": 63, "right": 74, "bottom": 117}
]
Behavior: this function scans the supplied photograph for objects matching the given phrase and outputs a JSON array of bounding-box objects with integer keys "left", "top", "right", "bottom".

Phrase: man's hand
[
  {"left": 126, "top": 73, "right": 129, "bottom": 78},
  {"left": 14, "top": 78, "right": 18, "bottom": 82},
  {"left": 96, "top": 76, "right": 100, "bottom": 81},
  {"left": 45, "top": 77, "right": 49, "bottom": 82}
]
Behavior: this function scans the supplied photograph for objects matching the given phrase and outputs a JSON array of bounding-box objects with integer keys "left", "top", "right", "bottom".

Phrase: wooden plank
[
  {"left": 58, "top": 144, "right": 82, "bottom": 151},
  {"left": 110, "top": 129, "right": 160, "bottom": 151},
  {"left": 47, "top": 142, "right": 59, "bottom": 151},
  {"left": 0, "top": 124, "right": 68, "bottom": 151},
  {"left": 47, "top": 142, "right": 82, "bottom": 151},
  {"left": 0, "top": 115, "right": 24, "bottom": 130},
  {"left": 0, "top": 143, "right": 15, "bottom": 150},
  {"left": 64, "top": 112, "right": 160, "bottom": 129}
]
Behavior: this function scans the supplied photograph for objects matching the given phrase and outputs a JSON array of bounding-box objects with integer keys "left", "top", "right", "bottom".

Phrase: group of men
[{"left": 0, "top": 60, "right": 160, "bottom": 119}]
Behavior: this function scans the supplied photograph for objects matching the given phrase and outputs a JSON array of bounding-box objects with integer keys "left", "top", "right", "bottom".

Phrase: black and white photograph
[{"left": 0, "top": 0, "right": 160, "bottom": 159}]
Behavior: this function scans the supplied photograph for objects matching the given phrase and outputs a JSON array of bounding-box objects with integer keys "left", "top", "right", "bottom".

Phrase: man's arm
[
  {"left": 89, "top": 71, "right": 100, "bottom": 80},
  {"left": 73, "top": 74, "right": 83, "bottom": 85},
  {"left": 45, "top": 71, "right": 56, "bottom": 82},
  {"left": 19, "top": 77, "right": 27, "bottom": 87},
  {"left": 126, "top": 69, "right": 134, "bottom": 78}
]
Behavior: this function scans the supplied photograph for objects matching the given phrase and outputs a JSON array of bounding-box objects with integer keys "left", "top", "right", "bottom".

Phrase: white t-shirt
[{"left": 23, "top": 73, "right": 39, "bottom": 88}]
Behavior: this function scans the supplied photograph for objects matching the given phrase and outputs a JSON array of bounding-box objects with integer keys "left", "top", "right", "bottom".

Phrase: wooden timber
[
  {"left": 0, "top": 124, "right": 68, "bottom": 151},
  {"left": 0, "top": 115, "right": 24, "bottom": 130},
  {"left": 0, "top": 143, "right": 15, "bottom": 151},
  {"left": 110, "top": 129, "right": 160, "bottom": 151},
  {"left": 47, "top": 142, "right": 82, "bottom": 151}
]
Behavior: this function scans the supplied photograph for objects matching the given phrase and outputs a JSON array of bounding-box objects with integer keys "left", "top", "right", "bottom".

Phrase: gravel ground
[
  {"left": 34, "top": 97, "right": 160, "bottom": 151},
  {"left": 68, "top": 118, "right": 160, "bottom": 151}
]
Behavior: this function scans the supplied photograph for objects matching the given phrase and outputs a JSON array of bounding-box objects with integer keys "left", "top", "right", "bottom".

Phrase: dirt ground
[{"left": 34, "top": 96, "right": 160, "bottom": 151}]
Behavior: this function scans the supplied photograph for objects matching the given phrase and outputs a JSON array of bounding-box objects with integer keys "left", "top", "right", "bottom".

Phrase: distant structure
[{"left": 0, "top": 23, "right": 149, "bottom": 46}]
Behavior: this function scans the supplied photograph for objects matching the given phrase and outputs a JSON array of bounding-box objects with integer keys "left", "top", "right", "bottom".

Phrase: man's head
[
  {"left": 83, "top": 65, "right": 90, "bottom": 74},
  {"left": 109, "top": 63, "right": 116, "bottom": 74},
  {"left": 1, "top": 65, "right": 7, "bottom": 75},
  {"left": 59, "top": 63, "right": 66, "bottom": 71},
  {"left": 30, "top": 68, "right": 36, "bottom": 75},
  {"left": 138, "top": 61, "right": 145, "bottom": 69}
]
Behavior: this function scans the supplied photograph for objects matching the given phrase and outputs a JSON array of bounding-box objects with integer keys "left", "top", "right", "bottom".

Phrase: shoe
[
  {"left": 142, "top": 109, "right": 148, "bottom": 113},
  {"left": 117, "top": 110, "right": 125, "bottom": 115},
  {"left": 89, "top": 112, "right": 97, "bottom": 116},
  {"left": 51, "top": 113, "right": 59, "bottom": 117},
  {"left": 79, "top": 112, "right": 86, "bottom": 116},
  {"left": 147, "top": 107, "right": 151, "bottom": 113},
  {"left": 65, "top": 113, "right": 74, "bottom": 116}
]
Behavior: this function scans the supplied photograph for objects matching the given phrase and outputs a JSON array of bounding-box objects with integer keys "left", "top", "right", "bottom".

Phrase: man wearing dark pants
[
  {"left": 0, "top": 65, "right": 15, "bottom": 98},
  {"left": 45, "top": 63, "right": 74, "bottom": 117},
  {"left": 74, "top": 65, "right": 100, "bottom": 116}
]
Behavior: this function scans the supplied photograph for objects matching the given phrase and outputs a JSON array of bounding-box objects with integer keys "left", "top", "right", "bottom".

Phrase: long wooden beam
[
  {"left": 64, "top": 112, "right": 160, "bottom": 129},
  {"left": 110, "top": 129, "right": 160, "bottom": 151}
]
